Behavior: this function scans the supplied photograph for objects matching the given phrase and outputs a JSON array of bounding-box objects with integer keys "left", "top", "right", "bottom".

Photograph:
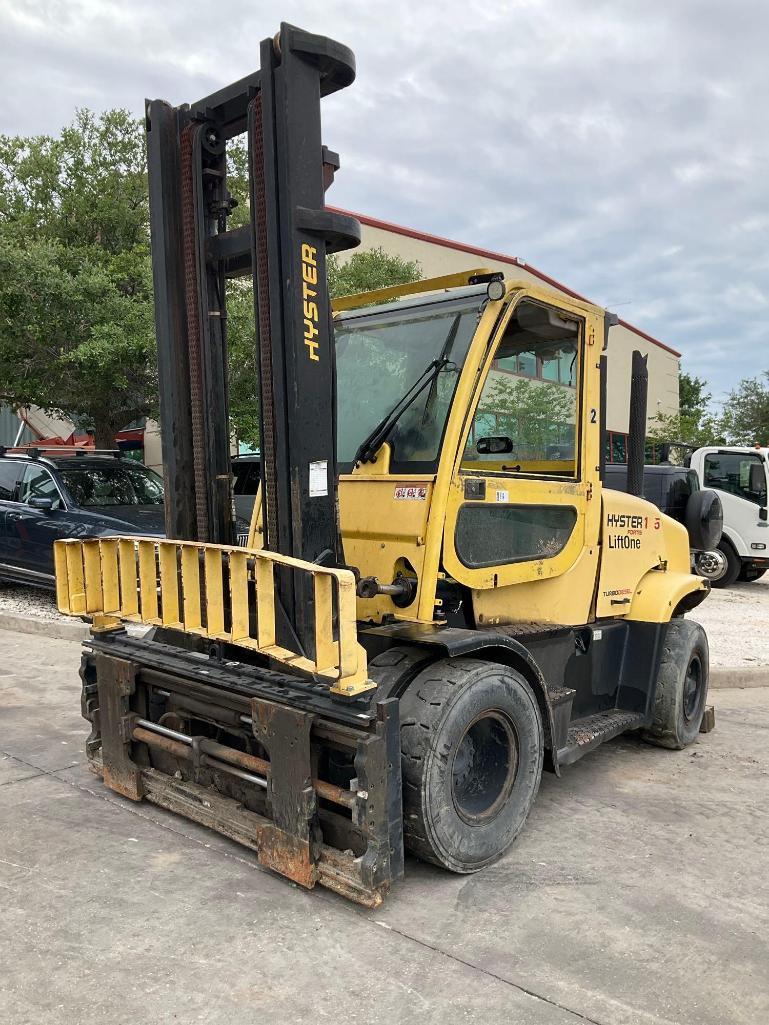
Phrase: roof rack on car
[{"left": 0, "top": 445, "right": 127, "bottom": 459}]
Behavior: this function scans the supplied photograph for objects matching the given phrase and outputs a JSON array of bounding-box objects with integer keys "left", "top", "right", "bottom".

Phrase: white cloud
[{"left": 1, "top": 0, "right": 767, "bottom": 392}]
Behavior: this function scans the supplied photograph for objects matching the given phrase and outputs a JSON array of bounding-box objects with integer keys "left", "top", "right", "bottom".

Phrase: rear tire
[
  {"left": 710, "top": 540, "right": 741, "bottom": 588},
  {"left": 643, "top": 619, "right": 709, "bottom": 750},
  {"left": 399, "top": 658, "right": 543, "bottom": 873}
]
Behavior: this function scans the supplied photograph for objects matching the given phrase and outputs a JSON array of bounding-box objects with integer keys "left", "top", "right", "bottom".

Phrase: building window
[
  {"left": 493, "top": 345, "right": 577, "bottom": 387},
  {"left": 604, "top": 431, "right": 629, "bottom": 464}
]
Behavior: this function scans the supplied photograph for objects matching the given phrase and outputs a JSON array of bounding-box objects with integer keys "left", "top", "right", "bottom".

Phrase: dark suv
[{"left": 0, "top": 451, "right": 165, "bottom": 588}]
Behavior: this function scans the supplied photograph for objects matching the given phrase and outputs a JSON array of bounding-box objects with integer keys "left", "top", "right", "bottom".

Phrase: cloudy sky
[{"left": 2, "top": 0, "right": 767, "bottom": 402}]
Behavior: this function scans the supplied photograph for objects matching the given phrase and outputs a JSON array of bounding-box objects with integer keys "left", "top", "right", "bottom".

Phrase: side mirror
[
  {"left": 760, "top": 507, "right": 768, "bottom": 522},
  {"left": 476, "top": 435, "right": 514, "bottom": 455},
  {"left": 29, "top": 496, "right": 54, "bottom": 512}
]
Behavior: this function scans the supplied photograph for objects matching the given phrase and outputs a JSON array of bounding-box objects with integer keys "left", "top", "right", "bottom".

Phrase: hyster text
[{"left": 301, "top": 243, "right": 319, "bottom": 362}]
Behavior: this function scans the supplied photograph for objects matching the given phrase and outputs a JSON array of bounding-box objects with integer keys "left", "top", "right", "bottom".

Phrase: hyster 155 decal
[{"left": 606, "top": 510, "right": 660, "bottom": 550}]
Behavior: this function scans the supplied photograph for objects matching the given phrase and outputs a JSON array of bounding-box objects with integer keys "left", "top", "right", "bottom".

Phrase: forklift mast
[{"left": 146, "top": 23, "right": 360, "bottom": 654}]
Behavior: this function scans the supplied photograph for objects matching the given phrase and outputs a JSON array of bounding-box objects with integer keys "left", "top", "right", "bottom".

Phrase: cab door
[{"left": 442, "top": 292, "right": 602, "bottom": 597}]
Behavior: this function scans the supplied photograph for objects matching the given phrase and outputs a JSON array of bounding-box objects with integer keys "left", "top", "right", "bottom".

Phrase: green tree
[
  {"left": 679, "top": 371, "right": 710, "bottom": 421},
  {"left": 327, "top": 247, "right": 421, "bottom": 299},
  {"left": 646, "top": 368, "right": 724, "bottom": 457},
  {"left": 219, "top": 140, "right": 260, "bottom": 450},
  {"left": 0, "top": 110, "right": 155, "bottom": 446},
  {"left": 720, "top": 371, "right": 769, "bottom": 445},
  {"left": 482, "top": 376, "right": 574, "bottom": 458},
  {"left": 0, "top": 114, "right": 422, "bottom": 453},
  {"left": 226, "top": 280, "right": 261, "bottom": 449}
]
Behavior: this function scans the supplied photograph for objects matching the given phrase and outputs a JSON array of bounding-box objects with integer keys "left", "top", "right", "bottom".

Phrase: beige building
[{"left": 334, "top": 210, "right": 680, "bottom": 464}]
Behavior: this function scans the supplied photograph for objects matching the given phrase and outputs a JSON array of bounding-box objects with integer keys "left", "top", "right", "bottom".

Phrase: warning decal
[{"left": 394, "top": 486, "right": 427, "bottom": 501}]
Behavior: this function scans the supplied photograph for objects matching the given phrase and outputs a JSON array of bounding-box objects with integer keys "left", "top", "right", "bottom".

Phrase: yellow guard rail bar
[
  {"left": 54, "top": 537, "right": 372, "bottom": 696},
  {"left": 331, "top": 268, "right": 498, "bottom": 312}
]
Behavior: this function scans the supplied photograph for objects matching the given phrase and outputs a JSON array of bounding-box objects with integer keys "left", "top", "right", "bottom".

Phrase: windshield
[
  {"left": 335, "top": 297, "right": 480, "bottom": 472},
  {"left": 59, "top": 463, "right": 165, "bottom": 507}
]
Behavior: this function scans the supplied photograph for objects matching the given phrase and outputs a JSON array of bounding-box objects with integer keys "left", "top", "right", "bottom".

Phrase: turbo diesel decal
[{"left": 301, "top": 243, "right": 320, "bottom": 362}]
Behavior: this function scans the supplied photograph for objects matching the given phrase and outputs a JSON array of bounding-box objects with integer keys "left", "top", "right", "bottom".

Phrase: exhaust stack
[{"left": 626, "top": 349, "right": 648, "bottom": 498}]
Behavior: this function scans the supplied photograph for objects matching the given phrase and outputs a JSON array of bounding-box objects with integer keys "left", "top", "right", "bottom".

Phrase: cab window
[
  {"left": 456, "top": 503, "right": 578, "bottom": 568},
  {"left": 19, "top": 465, "right": 63, "bottom": 510},
  {"left": 462, "top": 300, "right": 581, "bottom": 478},
  {"left": 335, "top": 297, "right": 479, "bottom": 473},
  {"left": 704, "top": 452, "right": 767, "bottom": 506}
]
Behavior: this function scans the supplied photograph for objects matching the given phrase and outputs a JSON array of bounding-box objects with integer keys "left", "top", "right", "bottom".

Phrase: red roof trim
[{"left": 330, "top": 207, "right": 681, "bottom": 358}]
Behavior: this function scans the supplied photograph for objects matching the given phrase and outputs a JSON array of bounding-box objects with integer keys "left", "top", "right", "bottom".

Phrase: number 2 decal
[{"left": 590, "top": 409, "right": 597, "bottom": 423}]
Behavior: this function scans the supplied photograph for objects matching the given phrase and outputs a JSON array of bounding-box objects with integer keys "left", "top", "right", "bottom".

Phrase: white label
[
  {"left": 394, "top": 486, "right": 427, "bottom": 501},
  {"left": 496, "top": 490, "right": 509, "bottom": 503},
  {"left": 309, "top": 460, "right": 328, "bottom": 497},
  {"left": 593, "top": 629, "right": 603, "bottom": 641}
]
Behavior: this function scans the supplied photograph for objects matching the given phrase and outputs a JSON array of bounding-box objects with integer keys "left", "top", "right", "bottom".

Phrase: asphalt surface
[{"left": 1, "top": 629, "right": 768, "bottom": 1025}]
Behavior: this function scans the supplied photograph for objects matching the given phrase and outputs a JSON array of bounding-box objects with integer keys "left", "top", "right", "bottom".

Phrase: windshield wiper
[
  {"left": 352, "top": 355, "right": 453, "bottom": 466},
  {"left": 420, "top": 313, "right": 463, "bottom": 426}
]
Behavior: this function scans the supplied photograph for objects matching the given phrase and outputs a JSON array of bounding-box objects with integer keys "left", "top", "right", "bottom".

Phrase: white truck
[{"left": 688, "top": 446, "right": 769, "bottom": 587}]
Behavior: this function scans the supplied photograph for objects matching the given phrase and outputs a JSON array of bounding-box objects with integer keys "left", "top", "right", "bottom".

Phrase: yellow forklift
[{"left": 55, "top": 23, "right": 717, "bottom": 906}]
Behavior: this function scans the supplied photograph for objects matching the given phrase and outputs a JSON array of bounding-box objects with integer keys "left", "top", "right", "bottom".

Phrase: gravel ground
[
  {"left": 0, "top": 583, "right": 73, "bottom": 625},
  {"left": 691, "top": 573, "right": 769, "bottom": 668},
  {"left": 1, "top": 574, "right": 767, "bottom": 668}
]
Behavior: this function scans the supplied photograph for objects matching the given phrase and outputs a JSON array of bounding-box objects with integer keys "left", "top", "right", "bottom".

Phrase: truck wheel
[
  {"left": 738, "top": 565, "right": 766, "bottom": 582},
  {"left": 399, "top": 658, "right": 543, "bottom": 873},
  {"left": 710, "top": 540, "right": 741, "bottom": 589},
  {"left": 643, "top": 619, "right": 709, "bottom": 750}
]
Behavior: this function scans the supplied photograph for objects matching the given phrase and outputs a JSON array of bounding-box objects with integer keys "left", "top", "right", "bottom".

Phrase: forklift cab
[{"left": 333, "top": 276, "right": 698, "bottom": 631}]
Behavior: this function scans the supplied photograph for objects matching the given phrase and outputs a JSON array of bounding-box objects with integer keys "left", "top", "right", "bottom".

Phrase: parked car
[
  {"left": 0, "top": 451, "right": 165, "bottom": 588},
  {"left": 232, "top": 453, "right": 261, "bottom": 535}
]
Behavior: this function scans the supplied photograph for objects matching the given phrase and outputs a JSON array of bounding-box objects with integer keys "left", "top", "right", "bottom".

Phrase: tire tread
[{"left": 399, "top": 657, "right": 542, "bottom": 869}]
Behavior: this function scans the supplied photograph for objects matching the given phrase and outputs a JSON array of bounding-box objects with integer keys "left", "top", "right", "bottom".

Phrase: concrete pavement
[{"left": 1, "top": 628, "right": 768, "bottom": 1025}]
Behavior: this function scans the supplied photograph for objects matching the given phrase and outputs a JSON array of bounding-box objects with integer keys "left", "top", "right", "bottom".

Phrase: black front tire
[
  {"left": 400, "top": 658, "right": 543, "bottom": 873},
  {"left": 643, "top": 619, "right": 709, "bottom": 750},
  {"left": 711, "top": 540, "right": 741, "bottom": 588}
]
